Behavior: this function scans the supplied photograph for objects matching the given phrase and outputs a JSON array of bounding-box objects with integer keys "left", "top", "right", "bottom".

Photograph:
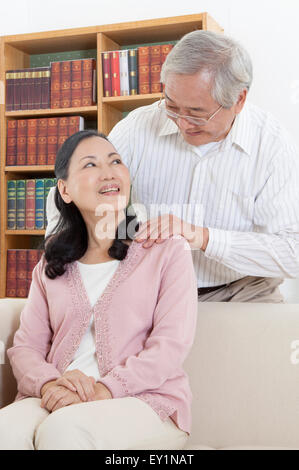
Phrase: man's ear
[
  {"left": 235, "top": 89, "right": 247, "bottom": 114},
  {"left": 57, "top": 179, "right": 72, "bottom": 204}
]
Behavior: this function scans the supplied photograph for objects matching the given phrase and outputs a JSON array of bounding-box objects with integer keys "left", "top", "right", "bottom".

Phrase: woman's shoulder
[{"left": 129, "top": 235, "right": 191, "bottom": 264}]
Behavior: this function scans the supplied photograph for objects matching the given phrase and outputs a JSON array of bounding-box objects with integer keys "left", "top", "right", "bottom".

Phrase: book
[
  {"left": 6, "top": 250, "right": 17, "bottom": 297},
  {"left": 16, "top": 250, "right": 27, "bottom": 298},
  {"left": 27, "top": 69, "right": 35, "bottom": 110},
  {"left": 25, "top": 179, "right": 36, "bottom": 229},
  {"left": 138, "top": 47, "right": 150, "bottom": 94},
  {"left": 16, "top": 179, "right": 26, "bottom": 230},
  {"left": 128, "top": 49, "right": 138, "bottom": 95},
  {"left": 47, "top": 117, "right": 58, "bottom": 165},
  {"left": 27, "top": 119, "right": 38, "bottom": 165},
  {"left": 5, "top": 71, "right": 15, "bottom": 111},
  {"left": 6, "top": 120, "right": 17, "bottom": 165},
  {"left": 16, "top": 120, "right": 27, "bottom": 165},
  {"left": 44, "top": 178, "right": 56, "bottom": 226},
  {"left": 161, "top": 44, "right": 173, "bottom": 64},
  {"left": 57, "top": 116, "right": 69, "bottom": 151},
  {"left": 68, "top": 116, "right": 85, "bottom": 136},
  {"left": 119, "top": 50, "right": 130, "bottom": 96},
  {"left": 37, "top": 118, "right": 48, "bottom": 165},
  {"left": 50, "top": 62, "right": 61, "bottom": 108},
  {"left": 13, "top": 70, "right": 22, "bottom": 111},
  {"left": 150, "top": 45, "right": 162, "bottom": 93},
  {"left": 61, "top": 61, "right": 72, "bottom": 108},
  {"left": 71, "top": 60, "right": 82, "bottom": 107},
  {"left": 82, "top": 58, "right": 96, "bottom": 105},
  {"left": 20, "top": 70, "right": 28, "bottom": 110},
  {"left": 111, "top": 51, "right": 121, "bottom": 97},
  {"left": 41, "top": 67, "right": 51, "bottom": 109},
  {"left": 102, "top": 52, "right": 112, "bottom": 97},
  {"left": 35, "top": 179, "right": 45, "bottom": 229},
  {"left": 7, "top": 180, "right": 17, "bottom": 230}
]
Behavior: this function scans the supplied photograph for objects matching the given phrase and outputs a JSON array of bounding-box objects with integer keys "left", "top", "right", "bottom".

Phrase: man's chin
[{"left": 182, "top": 131, "right": 210, "bottom": 146}]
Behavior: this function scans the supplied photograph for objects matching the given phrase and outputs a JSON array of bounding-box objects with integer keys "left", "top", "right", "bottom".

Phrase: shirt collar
[{"left": 158, "top": 99, "right": 254, "bottom": 156}]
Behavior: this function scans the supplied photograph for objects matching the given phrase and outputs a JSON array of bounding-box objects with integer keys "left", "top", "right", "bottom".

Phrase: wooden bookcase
[{"left": 0, "top": 12, "right": 223, "bottom": 298}]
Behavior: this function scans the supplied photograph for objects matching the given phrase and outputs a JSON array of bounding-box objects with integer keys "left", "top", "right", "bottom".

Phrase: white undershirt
[{"left": 65, "top": 259, "right": 120, "bottom": 381}]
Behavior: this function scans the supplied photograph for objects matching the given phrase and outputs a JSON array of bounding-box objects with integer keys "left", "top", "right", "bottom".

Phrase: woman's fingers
[{"left": 56, "top": 377, "right": 77, "bottom": 392}]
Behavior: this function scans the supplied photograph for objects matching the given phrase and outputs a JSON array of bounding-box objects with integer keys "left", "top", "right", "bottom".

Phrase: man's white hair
[{"left": 160, "top": 30, "right": 253, "bottom": 108}]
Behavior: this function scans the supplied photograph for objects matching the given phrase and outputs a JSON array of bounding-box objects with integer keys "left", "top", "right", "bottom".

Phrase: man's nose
[{"left": 176, "top": 116, "right": 195, "bottom": 131}]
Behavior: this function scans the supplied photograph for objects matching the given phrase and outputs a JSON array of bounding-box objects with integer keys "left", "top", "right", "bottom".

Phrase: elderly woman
[{"left": 0, "top": 130, "right": 198, "bottom": 450}]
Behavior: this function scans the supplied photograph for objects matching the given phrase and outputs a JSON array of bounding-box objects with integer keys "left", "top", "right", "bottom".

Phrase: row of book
[
  {"left": 5, "top": 58, "right": 97, "bottom": 111},
  {"left": 6, "top": 249, "right": 44, "bottom": 298},
  {"left": 102, "top": 44, "right": 174, "bottom": 97},
  {"left": 7, "top": 178, "right": 57, "bottom": 230},
  {"left": 6, "top": 116, "right": 84, "bottom": 166}
]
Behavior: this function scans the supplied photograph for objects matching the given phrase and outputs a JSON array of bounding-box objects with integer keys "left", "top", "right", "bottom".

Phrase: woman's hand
[
  {"left": 93, "top": 382, "right": 113, "bottom": 400},
  {"left": 55, "top": 370, "right": 96, "bottom": 402},
  {"left": 41, "top": 383, "right": 82, "bottom": 412}
]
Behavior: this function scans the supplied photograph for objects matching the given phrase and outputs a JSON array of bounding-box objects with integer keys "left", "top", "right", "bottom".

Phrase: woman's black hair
[{"left": 41, "top": 129, "right": 140, "bottom": 279}]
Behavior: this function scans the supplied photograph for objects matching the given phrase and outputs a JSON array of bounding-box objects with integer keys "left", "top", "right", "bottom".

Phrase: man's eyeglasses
[{"left": 158, "top": 98, "right": 223, "bottom": 126}]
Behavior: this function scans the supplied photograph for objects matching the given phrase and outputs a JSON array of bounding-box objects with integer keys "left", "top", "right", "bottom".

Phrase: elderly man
[{"left": 45, "top": 30, "right": 299, "bottom": 302}]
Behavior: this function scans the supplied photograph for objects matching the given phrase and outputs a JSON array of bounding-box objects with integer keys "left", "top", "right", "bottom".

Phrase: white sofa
[{"left": 1, "top": 298, "right": 299, "bottom": 450}]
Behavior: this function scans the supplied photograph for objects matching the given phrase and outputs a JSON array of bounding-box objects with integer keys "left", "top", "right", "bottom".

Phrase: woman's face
[{"left": 58, "top": 136, "right": 131, "bottom": 216}]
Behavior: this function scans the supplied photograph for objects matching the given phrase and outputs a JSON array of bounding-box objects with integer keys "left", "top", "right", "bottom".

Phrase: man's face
[{"left": 163, "top": 72, "right": 246, "bottom": 146}]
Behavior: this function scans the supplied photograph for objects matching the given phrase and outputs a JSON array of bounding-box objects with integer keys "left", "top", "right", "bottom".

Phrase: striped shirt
[{"left": 45, "top": 99, "right": 299, "bottom": 287}]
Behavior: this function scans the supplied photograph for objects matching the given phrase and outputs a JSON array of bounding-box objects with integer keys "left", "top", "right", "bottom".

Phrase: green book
[
  {"left": 16, "top": 180, "right": 26, "bottom": 230},
  {"left": 44, "top": 178, "right": 56, "bottom": 227},
  {"left": 35, "top": 179, "right": 45, "bottom": 229},
  {"left": 7, "top": 180, "right": 17, "bottom": 230}
]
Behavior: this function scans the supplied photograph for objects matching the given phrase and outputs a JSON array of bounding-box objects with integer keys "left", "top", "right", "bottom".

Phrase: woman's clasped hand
[{"left": 40, "top": 370, "right": 113, "bottom": 412}]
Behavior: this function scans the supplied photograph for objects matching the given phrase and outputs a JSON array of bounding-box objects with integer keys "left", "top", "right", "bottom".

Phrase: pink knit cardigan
[{"left": 7, "top": 236, "right": 198, "bottom": 434}]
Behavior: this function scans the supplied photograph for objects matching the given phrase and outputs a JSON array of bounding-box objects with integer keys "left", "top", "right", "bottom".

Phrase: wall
[{"left": 1, "top": 0, "right": 298, "bottom": 301}]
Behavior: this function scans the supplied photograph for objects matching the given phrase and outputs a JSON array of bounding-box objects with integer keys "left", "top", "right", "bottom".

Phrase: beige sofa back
[{"left": 1, "top": 299, "right": 299, "bottom": 449}]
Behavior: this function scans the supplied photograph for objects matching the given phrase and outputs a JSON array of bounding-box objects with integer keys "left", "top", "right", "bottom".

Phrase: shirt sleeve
[
  {"left": 45, "top": 186, "right": 60, "bottom": 238},
  {"left": 99, "top": 237, "right": 198, "bottom": 398},
  {"left": 205, "top": 140, "right": 299, "bottom": 278},
  {"left": 7, "top": 259, "right": 61, "bottom": 398},
  {"left": 108, "top": 111, "right": 136, "bottom": 170}
]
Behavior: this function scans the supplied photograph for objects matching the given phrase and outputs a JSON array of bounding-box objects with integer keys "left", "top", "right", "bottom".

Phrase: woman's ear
[{"left": 57, "top": 179, "right": 72, "bottom": 204}]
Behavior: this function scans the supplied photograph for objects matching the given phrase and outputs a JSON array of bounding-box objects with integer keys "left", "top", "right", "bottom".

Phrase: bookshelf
[{"left": 0, "top": 12, "right": 223, "bottom": 298}]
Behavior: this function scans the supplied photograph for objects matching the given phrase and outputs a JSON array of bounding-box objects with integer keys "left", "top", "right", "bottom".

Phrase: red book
[
  {"left": 37, "top": 118, "right": 48, "bottom": 165},
  {"left": 26, "top": 119, "right": 37, "bottom": 165},
  {"left": 6, "top": 120, "right": 17, "bottom": 165},
  {"left": 68, "top": 116, "right": 84, "bottom": 136},
  {"left": 47, "top": 117, "right": 58, "bottom": 165},
  {"left": 102, "top": 52, "right": 112, "bottom": 97},
  {"left": 111, "top": 52, "right": 120, "bottom": 97},
  {"left": 27, "top": 249, "right": 39, "bottom": 296},
  {"left": 16, "top": 250, "right": 27, "bottom": 298},
  {"left": 57, "top": 116, "right": 69, "bottom": 152},
  {"left": 6, "top": 250, "right": 17, "bottom": 298},
  {"left": 161, "top": 44, "right": 173, "bottom": 64},
  {"left": 25, "top": 179, "right": 35, "bottom": 229},
  {"left": 71, "top": 60, "right": 82, "bottom": 107},
  {"left": 82, "top": 58, "right": 96, "bottom": 105},
  {"left": 150, "top": 45, "right": 162, "bottom": 93},
  {"left": 61, "top": 61, "right": 71, "bottom": 108},
  {"left": 17, "top": 120, "right": 27, "bottom": 165},
  {"left": 50, "top": 62, "right": 61, "bottom": 109},
  {"left": 138, "top": 47, "right": 150, "bottom": 94}
]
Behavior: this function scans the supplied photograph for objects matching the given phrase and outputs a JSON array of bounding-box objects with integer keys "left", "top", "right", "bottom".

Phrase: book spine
[
  {"left": 16, "top": 250, "right": 27, "bottom": 298},
  {"left": 71, "top": 60, "right": 82, "bottom": 107},
  {"left": 26, "top": 119, "right": 37, "bottom": 165},
  {"left": 61, "top": 61, "right": 72, "bottom": 108},
  {"left": 6, "top": 119, "right": 17, "bottom": 165},
  {"left": 68, "top": 115, "right": 84, "bottom": 136},
  {"left": 6, "top": 250, "right": 17, "bottom": 298},
  {"left": 33, "top": 68, "right": 42, "bottom": 109},
  {"left": 16, "top": 179, "right": 26, "bottom": 229},
  {"left": 57, "top": 116, "right": 69, "bottom": 152},
  {"left": 7, "top": 180, "right": 16, "bottom": 230},
  {"left": 47, "top": 117, "right": 58, "bottom": 165},
  {"left": 37, "top": 118, "right": 48, "bottom": 165},
  {"left": 5, "top": 71, "right": 15, "bottom": 112},
  {"left": 102, "top": 52, "right": 112, "bottom": 97},
  {"left": 17, "top": 120, "right": 27, "bottom": 165},
  {"left": 161, "top": 44, "right": 174, "bottom": 64},
  {"left": 44, "top": 179, "right": 55, "bottom": 227},
  {"left": 27, "top": 69, "right": 35, "bottom": 110},
  {"left": 119, "top": 50, "right": 130, "bottom": 96},
  {"left": 20, "top": 70, "right": 28, "bottom": 110},
  {"left": 27, "top": 250, "right": 39, "bottom": 296},
  {"left": 138, "top": 47, "right": 150, "bottom": 95},
  {"left": 41, "top": 67, "right": 51, "bottom": 109},
  {"left": 150, "top": 45, "right": 162, "bottom": 93},
  {"left": 13, "top": 70, "right": 22, "bottom": 111},
  {"left": 35, "top": 179, "right": 45, "bottom": 229},
  {"left": 82, "top": 58, "right": 96, "bottom": 106},
  {"left": 111, "top": 52, "right": 121, "bottom": 97},
  {"left": 50, "top": 62, "right": 61, "bottom": 109},
  {"left": 128, "top": 49, "right": 138, "bottom": 95},
  {"left": 25, "top": 179, "right": 36, "bottom": 230}
]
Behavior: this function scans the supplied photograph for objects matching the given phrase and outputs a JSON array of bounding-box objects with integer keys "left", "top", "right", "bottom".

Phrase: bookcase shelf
[{"left": 0, "top": 12, "right": 223, "bottom": 298}]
